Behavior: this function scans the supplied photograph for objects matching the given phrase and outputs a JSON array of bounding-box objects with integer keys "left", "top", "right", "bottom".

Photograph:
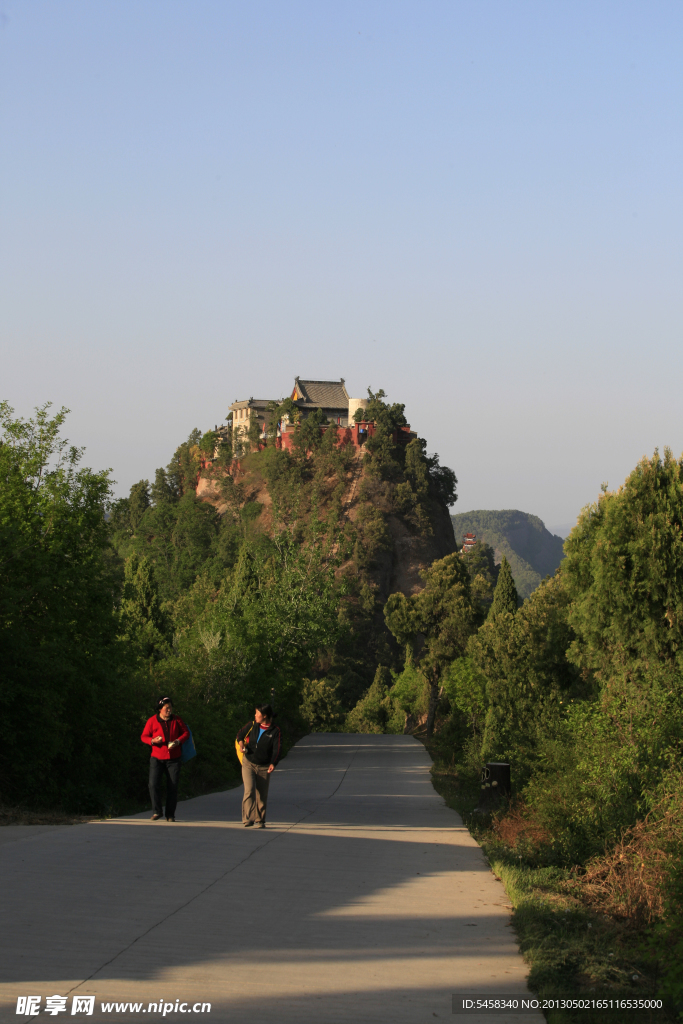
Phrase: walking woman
[
  {"left": 141, "top": 697, "right": 189, "bottom": 821},
  {"left": 236, "top": 705, "right": 282, "bottom": 828}
]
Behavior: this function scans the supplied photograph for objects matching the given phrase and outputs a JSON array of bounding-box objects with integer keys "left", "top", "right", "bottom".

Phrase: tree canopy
[
  {"left": 384, "top": 553, "right": 476, "bottom": 736},
  {"left": 488, "top": 555, "right": 518, "bottom": 619},
  {"left": 0, "top": 402, "right": 134, "bottom": 807}
]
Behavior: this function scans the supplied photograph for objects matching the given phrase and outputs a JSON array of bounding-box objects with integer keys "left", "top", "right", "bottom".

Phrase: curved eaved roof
[{"left": 293, "top": 377, "right": 350, "bottom": 408}]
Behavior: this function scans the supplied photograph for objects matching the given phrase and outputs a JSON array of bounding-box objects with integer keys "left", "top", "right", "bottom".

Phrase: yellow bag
[{"left": 235, "top": 722, "right": 254, "bottom": 765}]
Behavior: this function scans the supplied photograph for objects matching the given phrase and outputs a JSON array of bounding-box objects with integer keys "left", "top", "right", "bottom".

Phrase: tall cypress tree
[
  {"left": 118, "top": 554, "right": 169, "bottom": 660},
  {"left": 489, "top": 555, "right": 518, "bottom": 619}
]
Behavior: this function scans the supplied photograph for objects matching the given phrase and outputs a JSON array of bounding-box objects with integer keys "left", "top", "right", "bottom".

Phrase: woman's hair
[
  {"left": 156, "top": 696, "right": 173, "bottom": 713},
  {"left": 256, "top": 703, "right": 274, "bottom": 721}
]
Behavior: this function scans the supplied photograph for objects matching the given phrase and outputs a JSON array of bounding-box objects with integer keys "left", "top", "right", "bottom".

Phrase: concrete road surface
[{"left": 1, "top": 735, "right": 542, "bottom": 1023}]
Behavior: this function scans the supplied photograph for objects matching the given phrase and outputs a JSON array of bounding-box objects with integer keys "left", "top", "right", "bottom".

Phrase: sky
[{"left": 2, "top": 1, "right": 682, "bottom": 533}]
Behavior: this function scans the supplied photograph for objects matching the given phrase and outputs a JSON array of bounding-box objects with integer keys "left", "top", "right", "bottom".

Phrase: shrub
[
  {"left": 300, "top": 678, "right": 345, "bottom": 732},
  {"left": 346, "top": 667, "right": 396, "bottom": 733}
]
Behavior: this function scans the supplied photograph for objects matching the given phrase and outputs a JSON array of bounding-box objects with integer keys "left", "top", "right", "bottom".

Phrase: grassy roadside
[{"left": 423, "top": 736, "right": 676, "bottom": 1024}]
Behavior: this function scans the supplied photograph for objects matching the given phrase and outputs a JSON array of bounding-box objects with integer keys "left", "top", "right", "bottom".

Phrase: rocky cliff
[
  {"left": 197, "top": 453, "right": 456, "bottom": 600},
  {"left": 373, "top": 501, "right": 456, "bottom": 599}
]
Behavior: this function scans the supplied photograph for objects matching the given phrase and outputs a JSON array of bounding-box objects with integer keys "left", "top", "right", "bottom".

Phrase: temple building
[
  {"left": 291, "top": 378, "right": 357, "bottom": 426},
  {"left": 227, "top": 398, "right": 274, "bottom": 443},
  {"left": 224, "top": 376, "right": 412, "bottom": 454}
]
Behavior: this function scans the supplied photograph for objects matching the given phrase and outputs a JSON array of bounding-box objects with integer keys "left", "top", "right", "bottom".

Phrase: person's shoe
[
  {"left": 243, "top": 821, "right": 254, "bottom": 827},
  {"left": 255, "top": 823, "right": 265, "bottom": 829},
  {"left": 166, "top": 817, "right": 175, "bottom": 822},
  {"left": 151, "top": 814, "right": 161, "bottom": 821}
]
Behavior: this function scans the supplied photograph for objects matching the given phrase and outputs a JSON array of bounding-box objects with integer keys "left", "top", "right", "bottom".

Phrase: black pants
[{"left": 149, "top": 758, "right": 182, "bottom": 817}]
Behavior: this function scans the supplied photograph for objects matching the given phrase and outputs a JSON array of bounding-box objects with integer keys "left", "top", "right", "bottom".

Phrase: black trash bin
[{"left": 475, "top": 762, "right": 511, "bottom": 813}]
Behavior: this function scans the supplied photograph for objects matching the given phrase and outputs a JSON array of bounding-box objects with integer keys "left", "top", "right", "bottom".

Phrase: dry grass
[
  {"left": 0, "top": 805, "right": 98, "bottom": 826},
  {"left": 572, "top": 805, "right": 682, "bottom": 928},
  {"left": 492, "top": 798, "right": 683, "bottom": 931},
  {"left": 492, "top": 801, "right": 551, "bottom": 852}
]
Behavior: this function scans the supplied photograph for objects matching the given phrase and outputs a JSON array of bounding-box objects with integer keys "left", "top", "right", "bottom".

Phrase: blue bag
[{"left": 181, "top": 728, "right": 197, "bottom": 763}]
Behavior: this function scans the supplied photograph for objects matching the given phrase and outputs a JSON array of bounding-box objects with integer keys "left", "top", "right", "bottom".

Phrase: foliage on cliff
[{"left": 119, "top": 389, "right": 458, "bottom": 797}]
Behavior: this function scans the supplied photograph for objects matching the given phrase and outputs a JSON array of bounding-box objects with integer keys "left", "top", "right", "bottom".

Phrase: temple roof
[
  {"left": 292, "top": 378, "right": 350, "bottom": 409},
  {"left": 228, "top": 398, "right": 275, "bottom": 411}
]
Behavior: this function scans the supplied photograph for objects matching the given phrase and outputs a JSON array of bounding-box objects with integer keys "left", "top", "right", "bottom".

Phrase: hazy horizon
[{"left": 3, "top": 1, "right": 682, "bottom": 526}]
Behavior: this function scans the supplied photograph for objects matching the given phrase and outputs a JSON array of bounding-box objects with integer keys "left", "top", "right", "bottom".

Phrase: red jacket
[{"left": 141, "top": 714, "right": 189, "bottom": 760}]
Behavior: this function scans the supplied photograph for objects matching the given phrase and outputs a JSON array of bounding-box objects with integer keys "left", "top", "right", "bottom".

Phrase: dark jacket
[
  {"left": 141, "top": 714, "right": 189, "bottom": 760},
  {"left": 236, "top": 721, "right": 282, "bottom": 768}
]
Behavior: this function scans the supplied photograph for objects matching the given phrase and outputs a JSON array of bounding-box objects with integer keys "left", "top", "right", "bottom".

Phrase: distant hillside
[{"left": 450, "top": 509, "right": 565, "bottom": 599}]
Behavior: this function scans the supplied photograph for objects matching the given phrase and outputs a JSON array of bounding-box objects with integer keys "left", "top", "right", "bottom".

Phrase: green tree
[
  {"left": 388, "top": 663, "right": 428, "bottom": 730},
  {"left": 133, "top": 493, "right": 222, "bottom": 599},
  {"left": 109, "top": 496, "right": 132, "bottom": 540},
  {"left": 425, "top": 451, "right": 458, "bottom": 507},
  {"left": 404, "top": 439, "right": 430, "bottom": 500},
  {"left": 460, "top": 540, "right": 498, "bottom": 613},
  {"left": 300, "top": 678, "right": 345, "bottom": 732},
  {"left": 564, "top": 451, "right": 683, "bottom": 685},
  {"left": 0, "top": 402, "right": 137, "bottom": 808},
  {"left": 128, "top": 479, "right": 151, "bottom": 532},
  {"left": 394, "top": 439, "right": 432, "bottom": 534},
  {"left": 264, "top": 400, "right": 284, "bottom": 446},
  {"left": 118, "top": 554, "right": 169, "bottom": 660},
  {"left": 211, "top": 429, "right": 233, "bottom": 465},
  {"left": 441, "top": 657, "right": 488, "bottom": 738},
  {"left": 385, "top": 553, "right": 476, "bottom": 737},
  {"left": 549, "top": 449, "right": 683, "bottom": 845},
  {"left": 488, "top": 555, "right": 518, "bottom": 619},
  {"left": 292, "top": 407, "right": 325, "bottom": 457},
  {"left": 199, "top": 431, "right": 218, "bottom": 459},
  {"left": 163, "top": 529, "right": 349, "bottom": 726},
  {"left": 346, "top": 666, "right": 394, "bottom": 733},
  {"left": 469, "top": 572, "right": 579, "bottom": 770},
  {"left": 247, "top": 415, "right": 262, "bottom": 451},
  {"left": 232, "top": 423, "right": 248, "bottom": 459},
  {"left": 150, "top": 467, "right": 178, "bottom": 506},
  {"left": 363, "top": 388, "right": 407, "bottom": 480},
  {"left": 167, "top": 429, "right": 202, "bottom": 495}
]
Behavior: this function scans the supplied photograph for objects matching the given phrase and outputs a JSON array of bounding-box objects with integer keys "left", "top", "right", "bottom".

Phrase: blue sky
[{"left": 2, "top": 1, "right": 681, "bottom": 531}]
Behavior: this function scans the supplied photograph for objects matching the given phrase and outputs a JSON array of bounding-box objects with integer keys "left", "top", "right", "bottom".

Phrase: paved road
[{"left": 1, "top": 735, "right": 541, "bottom": 1023}]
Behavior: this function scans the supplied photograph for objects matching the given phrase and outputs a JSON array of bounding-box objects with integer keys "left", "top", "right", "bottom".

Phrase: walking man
[{"left": 236, "top": 705, "right": 282, "bottom": 828}]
